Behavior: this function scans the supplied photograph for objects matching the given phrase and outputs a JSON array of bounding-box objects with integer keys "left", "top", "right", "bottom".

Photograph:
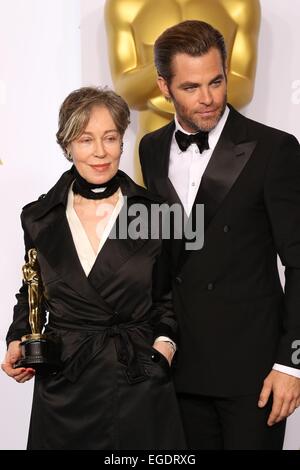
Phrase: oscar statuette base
[{"left": 15, "top": 333, "right": 61, "bottom": 375}]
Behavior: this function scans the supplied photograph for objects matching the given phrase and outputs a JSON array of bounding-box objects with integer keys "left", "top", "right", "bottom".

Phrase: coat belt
[{"left": 48, "top": 320, "right": 149, "bottom": 384}]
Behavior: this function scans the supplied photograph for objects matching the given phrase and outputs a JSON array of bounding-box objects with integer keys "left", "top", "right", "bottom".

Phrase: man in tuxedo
[{"left": 139, "top": 20, "right": 300, "bottom": 450}]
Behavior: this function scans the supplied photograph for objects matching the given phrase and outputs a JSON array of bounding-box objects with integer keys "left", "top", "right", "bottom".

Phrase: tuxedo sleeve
[{"left": 264, "top": 133, "right": 300, "bottom": 369}]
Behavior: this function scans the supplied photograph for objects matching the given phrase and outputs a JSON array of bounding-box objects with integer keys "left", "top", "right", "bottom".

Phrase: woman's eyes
[{"left": 77, "top": 135, "right": 119, "bottom": 144}]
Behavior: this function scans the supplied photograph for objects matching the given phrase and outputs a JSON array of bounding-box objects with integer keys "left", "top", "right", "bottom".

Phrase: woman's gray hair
[{"left": 56, "top": 86, "right": 130, "bottom": 159}]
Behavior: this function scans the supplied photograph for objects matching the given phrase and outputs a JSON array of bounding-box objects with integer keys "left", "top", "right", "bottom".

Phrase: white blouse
[{"left": 66, "top": 185, "right": 124, "bottom": 276}]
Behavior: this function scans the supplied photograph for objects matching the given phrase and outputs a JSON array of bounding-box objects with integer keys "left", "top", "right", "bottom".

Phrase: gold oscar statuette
[
  {"left": 15, "top": 248, "right": 60, "bottom": 374},
  {"left": 105, "top": 0, "right": 261, "bottom": 184}
]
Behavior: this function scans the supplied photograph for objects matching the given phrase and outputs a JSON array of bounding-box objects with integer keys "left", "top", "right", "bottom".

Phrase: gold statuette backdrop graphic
[{"left": 105, "top": 0, "right": 261, "bottom": 184}]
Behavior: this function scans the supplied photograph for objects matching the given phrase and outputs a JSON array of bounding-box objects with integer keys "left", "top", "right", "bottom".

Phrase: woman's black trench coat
[{"left": 7, "top": 169, "right": 186, "bottom": 450}]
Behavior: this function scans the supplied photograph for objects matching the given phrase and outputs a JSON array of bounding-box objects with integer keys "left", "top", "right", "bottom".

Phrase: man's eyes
[
  {"left": 211, "top": 80, "right": 223, "bottom": 87},
  {"left": 183, "top": 86, "right": 197, "bottom": 91}
]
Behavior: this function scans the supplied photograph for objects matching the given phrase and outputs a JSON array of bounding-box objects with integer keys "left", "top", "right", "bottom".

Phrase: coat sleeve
[
  {"left": 264, "top": 133, "right": 300, "bottom": 369},
  {"left": 150, "top": 238, "right": 177, "bottom": 343},
  {"left": 6, "top": 213, "right": 46, "bottom": 345}
]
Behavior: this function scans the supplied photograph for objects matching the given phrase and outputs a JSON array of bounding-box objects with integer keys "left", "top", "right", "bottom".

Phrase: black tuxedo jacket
[{"left": 139, "top": 105, "right": 300, "bottom": 396}]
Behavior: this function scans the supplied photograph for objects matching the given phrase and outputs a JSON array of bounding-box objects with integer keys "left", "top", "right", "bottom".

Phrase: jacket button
[
  {"left": 207, "top": 282, "right": 214, "bottom": 291},
  {"left": 151, "top": 352, "right": 160, "bottom": 363},
  {"left": 175, "top": 276, "right": 182, "bottom": 284},
  {"left": 223, "top": 225, "right": 230, "bottom": 233}
]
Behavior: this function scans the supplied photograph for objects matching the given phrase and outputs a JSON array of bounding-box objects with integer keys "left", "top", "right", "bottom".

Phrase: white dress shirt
[
  {"left": 168, "top": 108, "right": 300, "bottom": 378},
  {"left": 169, "top": 106, "right": 229, "bottom": 216}
]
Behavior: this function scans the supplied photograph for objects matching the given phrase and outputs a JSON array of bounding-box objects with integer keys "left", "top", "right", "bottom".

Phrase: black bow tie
[{"left": 175, "top": 129, "right": 209, "bottom": 153}]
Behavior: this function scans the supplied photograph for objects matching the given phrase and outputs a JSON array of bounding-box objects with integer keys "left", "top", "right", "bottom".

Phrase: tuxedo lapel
[
  {"left": 152, "top": 121, "right": 185, "bottom": 209},
  {"left": 176, "top": 107, "right": 257, "bottom": 271},
  {"left": 194, "top": 133, "right": 257, "bottom": 230},
  {"left": 155, "top": 177, "right": 183, "bottom": 207},
  {"left": 159, "top": 121, "right": 174, "bottom": 178},
  {"left": 152, "top": 122, "right": 187, "bottom": 266},
  {"left": 186, "top": 107, "right": 257, "bottom": 230}
]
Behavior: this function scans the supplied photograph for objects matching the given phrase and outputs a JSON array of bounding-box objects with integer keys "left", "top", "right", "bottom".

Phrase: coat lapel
[
  {"left": 86, "top": 173, "right": 160, "bottom": 294},
  {"left": 24, "top": 169, "right": 108, "bottom": 310},
  {"left": 35, "top": 205, "right": 112, "bottom": 309},
  {"left": 25, "top": 169, "right": 162, "bottom": 309},
  {"left": 31, "top": 171, "right": 160, "bottom": 305},
  {"left": 87, "top": 222, "right": 147, "bottom": 293}
]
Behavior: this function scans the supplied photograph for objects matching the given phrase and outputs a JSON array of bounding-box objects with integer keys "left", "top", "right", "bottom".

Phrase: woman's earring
[
  {"left": 120, "top": 142, "right": 124, "bottom": 154},
  {"left": 66, "top": 150, "right": 73, "bottom": 162}
]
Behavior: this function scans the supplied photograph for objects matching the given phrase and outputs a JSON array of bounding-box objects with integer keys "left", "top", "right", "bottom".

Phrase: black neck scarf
[{"left": 72, "top": 167, "right": 120, "bottom": 200}]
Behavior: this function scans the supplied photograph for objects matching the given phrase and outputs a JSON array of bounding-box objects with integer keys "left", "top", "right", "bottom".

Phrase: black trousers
[{"left": 178, "top": 392, "right": 286, "bottom": 450}]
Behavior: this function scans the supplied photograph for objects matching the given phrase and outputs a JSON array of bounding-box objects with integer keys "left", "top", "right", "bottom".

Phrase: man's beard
[{"left": 172, "top": 94, "right": 227, "bottom": 133}]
